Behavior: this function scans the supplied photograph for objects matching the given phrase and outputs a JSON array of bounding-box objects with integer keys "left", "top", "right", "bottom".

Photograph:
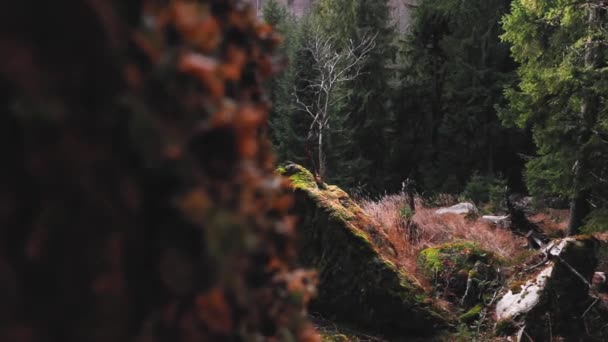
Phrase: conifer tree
[
  {"left": 393, "top": 0, "right": 527, "bottom": 194},
  {"left": 347, "top": 0, "right": 398, "bottom": 193},
  {"left": 264, "top": 0, "right": 296, "bottom": 158},
  {"left": 311, "top": 0, "right": 397, "bottom": 192},
  {"left": 268, "top": 15, "right": 320, "bottom": 169},
  {"left": 501, "top": 0, "right": 608, "bottom": 235}
]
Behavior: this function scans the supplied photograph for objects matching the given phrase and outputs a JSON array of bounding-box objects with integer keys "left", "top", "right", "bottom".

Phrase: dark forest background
[{"left": 263, "top": 0, "right": 608, "bottom": 235}]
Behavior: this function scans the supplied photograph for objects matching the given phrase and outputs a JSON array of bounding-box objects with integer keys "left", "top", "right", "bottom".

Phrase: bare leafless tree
[{"left": 293, "top": 28, "right": 377, "bottom": 180}]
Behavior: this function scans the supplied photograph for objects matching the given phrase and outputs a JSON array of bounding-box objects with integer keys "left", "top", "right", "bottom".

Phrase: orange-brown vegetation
[
  {"left": 280, "top": 164, "right": 449, "bottom": 336},
  {"left": 361, "top": 194, "right": 534, "bottom": 277},
  {"left": 529, "top": 209, "right": 569, "bottom": 238}
]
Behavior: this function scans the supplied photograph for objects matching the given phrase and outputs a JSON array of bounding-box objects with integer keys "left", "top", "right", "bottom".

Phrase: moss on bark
[{"left": 279, "top": 164, "right": 449, "bottom": 337}]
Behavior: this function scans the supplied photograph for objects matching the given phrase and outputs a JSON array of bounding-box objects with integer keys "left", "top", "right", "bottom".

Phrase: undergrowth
[{"left": 360, "top": 193, "right": 528, "bottom": 282}]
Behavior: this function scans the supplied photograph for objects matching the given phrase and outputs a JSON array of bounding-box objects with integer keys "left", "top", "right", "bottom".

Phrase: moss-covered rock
[
  {"left": 418, "top": 241, "right": 499, "bottom": 305},
  {"left": 279, "top": 164, "right": 449, "bottom": 337}
]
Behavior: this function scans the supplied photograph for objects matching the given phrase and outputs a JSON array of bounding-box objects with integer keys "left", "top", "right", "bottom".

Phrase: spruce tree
[
  {"left": 347, "top": 0, "right": 398, "bottom": 193},
  {"left": 311, "top": 0, "right": 397, "bottom": 193},
  {"left": 264, "top": 1, "right": 308, "bottom": 165},
  {"left": 501, "top": 0, "right": 608, "bottom": 235},
  {"left": 392, "top": 0, "right": 527, "bottom": 194}
]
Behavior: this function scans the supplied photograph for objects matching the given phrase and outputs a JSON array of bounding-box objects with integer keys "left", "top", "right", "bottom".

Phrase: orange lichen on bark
[{"left": 0, "top": 0, "right": 317, "bottom": 341}]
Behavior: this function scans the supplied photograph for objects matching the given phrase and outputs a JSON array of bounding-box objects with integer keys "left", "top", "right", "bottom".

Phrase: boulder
[
  {"left": 495, "top": 236, "right": 600, "bottom": 340},
  {"left": 481, "top": 215, "right": 510, "bottom": 228},
  {"left": 279, "top": 164, "right": 449, "bottom": 337},
  {"left": 436, "top": 202, "right": 478, "bottom": 216},
  {"left": 418, "top": 241, "right": 500, "bottom": 307},
  {"left": 508, "top": 195, "right": 535, "bottom": 215}
]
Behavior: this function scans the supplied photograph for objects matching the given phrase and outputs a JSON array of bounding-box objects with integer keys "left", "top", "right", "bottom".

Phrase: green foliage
[
  {"left": 488, "top": 182, "right": 508, "bottom": 213},
  {"left": 263, "top": 0, "right": 288, "bottom": 27},
  {"left": 311, "top": 0, "right": 398, "bottom": 192},
  {"left": 462, "top": 174, "right": 492, "bottom": 205},
  {"left": 418, "top": 241, "right": 495, "bottom": 277},
  {"left": 523, "top": 152, "right": 572, "bottom": 200},
  {"left": 459, "top": 305, "right": 483, "bottom": 324},
  {"left": 582, "top": 209, "right": 608, "bottom": 234},
  {"left": 399, "top": 205, "right": 415, "bottom": 221},
  {"left": 313, "top": 0, "right": 358, "bottom": 41},
  {"left": 266, "top": 9, "right": 313, "bottom": 168},
  {"left": 340, "top": 0, "right": 398, "bottom": 192},
  {"left": 500, "top": 0, "right": 608, "bottom": 232},
  {"left": 391, "top": 0, "right": 530, "bottom": 195},
  {"left": 268, "top": 0, "right": 536, "bottom": 199},
  {"left": 462, "top": 173, "right": 507, "bottom": 211},
  {"left": 267, "top": 0, "right": 400, "bottom": 193}
]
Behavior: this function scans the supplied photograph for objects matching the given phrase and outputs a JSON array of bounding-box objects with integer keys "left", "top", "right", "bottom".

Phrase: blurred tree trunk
[{"left": 0, "top": 1, "right": 318, "bottom": 341}]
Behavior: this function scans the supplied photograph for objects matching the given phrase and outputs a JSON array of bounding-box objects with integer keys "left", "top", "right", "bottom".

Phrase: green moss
[
  {"left": 418, "top": 241, "right": 496, "bottom": 277},
  {"left": 351, "top": 228, "right": 372, "bottom": 243},
  {"left": 419, "top": 246, "right": 443, "bottom": 273},
  {"left": 277, "top": 164, "right": 317, "bottom": 190},
  {"left": 329, "top": 206, "right": 355, "bottom": 222},
  {"left": 459, "top": 304, "right": 482, "bottom": 323},
  {"left": 419, "top": 241, "right": 501, "bottom": 308},
  {"left": 286, "top": 163, "right": 450, "bottom": 336}
]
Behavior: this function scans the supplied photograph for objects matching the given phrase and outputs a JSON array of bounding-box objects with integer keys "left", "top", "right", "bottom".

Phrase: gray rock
[
  {"left": 436, "top": 202, "right": 478, "bottom": 216},
  {"left": 481, "top": 215, "right": 510, "bottom": 228}
]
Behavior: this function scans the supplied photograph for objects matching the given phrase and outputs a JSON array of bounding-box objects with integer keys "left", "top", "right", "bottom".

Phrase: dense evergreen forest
[
  {"left": 4, "top": 0, "right": 608, "bottom": 341},
  {"left": 264, "top": 0, "right": 608, "bottom": 236}
]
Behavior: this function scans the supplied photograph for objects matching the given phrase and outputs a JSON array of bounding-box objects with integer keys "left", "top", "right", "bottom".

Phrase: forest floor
[
  {"left": 359, "top": 194, "right": 570, "bottom": 292},
  {"left": 314, "top": 194, "right": 577, "bottom": 341}
]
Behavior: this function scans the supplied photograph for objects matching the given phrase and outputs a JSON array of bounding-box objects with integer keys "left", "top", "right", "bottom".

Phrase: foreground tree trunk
[{"left": 0, "top": 1, "right": 317, "bottom": 341}]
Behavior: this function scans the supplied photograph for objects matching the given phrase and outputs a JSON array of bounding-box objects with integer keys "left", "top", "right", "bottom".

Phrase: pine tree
[
  {"left": 501, "top": 0, "right": 608, "bottom": 235},
  {"left": 309, "top": 0, "right": 363, "bottom": 186},
  {"left": 392, "top": 0, "right": 528, "bottom": 195},
  {"left": 263, "top": 0, "right": 288, "bottom": 27},
  {"left": 310, "top": 0, "right": 397, "bottom": 192},
  {"left": 346, "top": 0, "right": 398, "bottom": 193},
  {"left": 264, "top": 1, "right": 309, "bottom": 165}
]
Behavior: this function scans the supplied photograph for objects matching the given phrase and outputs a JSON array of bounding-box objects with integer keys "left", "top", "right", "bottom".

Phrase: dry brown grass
[
  {"left": 360, "top": 193, "right": 528, "bottom": 277},
  {"left": 529, "top": 209, "right": 569, "bottom": 238}
]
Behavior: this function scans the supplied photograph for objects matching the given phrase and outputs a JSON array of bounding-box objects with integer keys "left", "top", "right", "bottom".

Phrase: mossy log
[{"left": 279, "top": 164, "right": 449, "bottom": 337}]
